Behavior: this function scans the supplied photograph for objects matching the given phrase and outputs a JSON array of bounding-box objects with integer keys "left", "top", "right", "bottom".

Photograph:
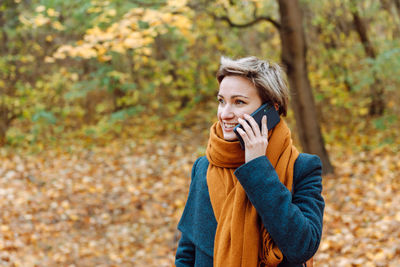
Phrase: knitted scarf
[{"left": 206, "top": 120, "right": 299, "bottom": 267}]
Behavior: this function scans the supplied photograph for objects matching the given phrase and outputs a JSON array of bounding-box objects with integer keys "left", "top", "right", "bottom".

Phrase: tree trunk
[
  {"left": 0, "top": 112, "right": 7, "bottom": 146},
  {"left": 0, "top": 104, "right": 14, "bottom": 146},
  {"left": 278, "top": 0, "right": 334, "bottom": 174},
  {"left": 351, "top": 5, "right": 385, "bottom": 116},
  {"left": 394, "top": 0, "right": 400, "bottom": 18}
]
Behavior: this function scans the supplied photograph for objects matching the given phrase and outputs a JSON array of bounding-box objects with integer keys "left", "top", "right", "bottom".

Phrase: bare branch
[
  {"left": 188, "top": 0, "right": 280, "bottom": 30},
  {"left": 212, "top": 13, "right": 281, "bottom": 30}
]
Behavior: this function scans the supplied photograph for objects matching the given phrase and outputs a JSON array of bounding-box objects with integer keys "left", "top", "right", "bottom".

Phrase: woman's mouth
[{"left": 223, "top": 122, "right": 238, "bottom": 131}]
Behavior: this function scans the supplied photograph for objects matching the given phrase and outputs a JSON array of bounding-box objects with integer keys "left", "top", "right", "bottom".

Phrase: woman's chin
[{"left": 223, "top": 132, "right": 238, "bottom": 141}]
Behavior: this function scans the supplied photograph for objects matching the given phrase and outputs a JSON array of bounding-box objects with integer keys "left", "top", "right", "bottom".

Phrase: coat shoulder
[
  {"left": 294, "top": 153, "right": 322, "bottom": 178},
  {"left": 190, "top": 156, "right": 209, "bottom": 183}
]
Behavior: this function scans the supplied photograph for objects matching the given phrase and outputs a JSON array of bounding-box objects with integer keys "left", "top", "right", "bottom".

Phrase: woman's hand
[{"left": 236, "top": 114, "right": 269, "bottom": 163}]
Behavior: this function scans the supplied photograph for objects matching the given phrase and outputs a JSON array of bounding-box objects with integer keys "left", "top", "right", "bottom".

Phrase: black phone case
[{"left": 233, "top": 103, "right": 281, "bottom": 150}]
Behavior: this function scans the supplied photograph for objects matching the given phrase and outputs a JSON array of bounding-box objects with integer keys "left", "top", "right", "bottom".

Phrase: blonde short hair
[{"left": 216, "top": 56, "right": 289, "bottom": 116}]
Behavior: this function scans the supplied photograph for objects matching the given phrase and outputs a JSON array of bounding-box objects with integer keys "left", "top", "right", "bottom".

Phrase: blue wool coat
[{"left": 175, "top": 154, "right": 325, "bottom": 267}]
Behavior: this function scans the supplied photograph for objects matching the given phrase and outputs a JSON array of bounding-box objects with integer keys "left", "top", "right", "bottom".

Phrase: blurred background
[{"left": 0, "top": 0, "right": 399, "bottom": 266}]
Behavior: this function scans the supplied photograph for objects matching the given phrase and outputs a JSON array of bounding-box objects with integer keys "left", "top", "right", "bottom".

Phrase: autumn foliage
[
  {"left": 1, "top": 0, "right": 400, "bottom": 266},
  {"left": 1, "top": 136, "right": 400, "bottom": 266}
]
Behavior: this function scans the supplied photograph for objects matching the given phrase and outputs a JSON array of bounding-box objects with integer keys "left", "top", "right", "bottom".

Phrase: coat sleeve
[
  {"left": 175, "top": 233, "right": 195, "bottom": 267},
  {"left": 175, "top": 157, "right": 202, "bottom": 267},
  {"left": 233, "top": 154, "right": 325, "bottom": 263}
]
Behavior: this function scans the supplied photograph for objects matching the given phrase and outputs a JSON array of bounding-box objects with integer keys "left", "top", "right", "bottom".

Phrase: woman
[{"left": 175, "top": 56, "right": 324, "bottom": 267}]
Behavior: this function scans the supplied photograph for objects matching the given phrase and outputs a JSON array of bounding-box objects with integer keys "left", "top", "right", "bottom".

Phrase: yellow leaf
[
  {"left": 395, "top": 212, "right": 400, "bottom": 222},
  {"left": 69, "top": 214, "right": 79, "bottom": 221},
  {"left": 0, "top": 225, "right": 9, "bottom": 231},
  {"left": 33, "top": 14, "right": 50, "bottom": 27},
  {"left": 89, "top": 186, "right": 97, "bottom": 193},
  {"left": 107, "top": 9, "right": 116, "bottom": 16},
  {"left": 162, "top": 75, "right": 173, "bottom": 84},
  {"left": 52, "top": 21, "right": 65, "bottom": 31},
  {"left": 359, "top": 108, "right": 368, "bottom": 116},
  {"left": 35, "top": 5, "right": 45, "bottom": 12},
  {"left": 167, "top": 0, "right": 187, "bottom": 8},
  {"left": 44, "top": 56, "right": 55, "bottom": 63},
  {"left": 47, "top": 8, "right": 59, "bottom": 17}
]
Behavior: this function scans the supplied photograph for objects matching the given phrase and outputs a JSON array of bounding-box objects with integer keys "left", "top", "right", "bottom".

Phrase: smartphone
[{"left": 233, "top": 103, "right": 280, "bottom": 150}]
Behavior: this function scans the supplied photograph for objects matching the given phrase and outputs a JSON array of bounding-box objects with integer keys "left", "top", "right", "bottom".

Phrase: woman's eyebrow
[{"left": 217, "top": 94, "right": 249, "bottom": 99}]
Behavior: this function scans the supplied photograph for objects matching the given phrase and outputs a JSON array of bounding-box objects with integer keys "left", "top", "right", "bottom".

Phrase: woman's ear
[{"left": 274, "top": 103, "right": 279, "bottom": 111}]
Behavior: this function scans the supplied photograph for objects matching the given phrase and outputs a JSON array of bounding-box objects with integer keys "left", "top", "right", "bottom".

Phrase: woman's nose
[{"left": 220, "top": 104, "right": 235, "bottom": 119}]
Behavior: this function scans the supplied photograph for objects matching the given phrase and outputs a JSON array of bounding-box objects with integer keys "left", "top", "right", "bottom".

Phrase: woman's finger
[
  {"left": 236, "top": 127, "right": 250, "bottom": 144},
  {"left": 244, "top": 114, "right": 261, "bottom": 137},
  {"left": 238, "top": 117, "right": 255, "bottom": 139},
  {"left": 261, "top": 115, "right": 268, "bottom": 136}
]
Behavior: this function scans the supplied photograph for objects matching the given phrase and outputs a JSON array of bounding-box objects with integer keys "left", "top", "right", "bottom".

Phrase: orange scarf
[{"left": 206, "top": 120, "right": 299, "bottom": 267}]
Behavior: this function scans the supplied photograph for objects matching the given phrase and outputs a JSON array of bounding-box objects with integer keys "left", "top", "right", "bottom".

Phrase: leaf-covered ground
[{"left": 0, "top": 138, "right": 399, "bottom": 266}]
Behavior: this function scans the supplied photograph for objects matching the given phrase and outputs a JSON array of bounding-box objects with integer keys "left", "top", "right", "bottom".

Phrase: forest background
[{"left": 0, "top": 0, "right": 399, "bottom": 266}]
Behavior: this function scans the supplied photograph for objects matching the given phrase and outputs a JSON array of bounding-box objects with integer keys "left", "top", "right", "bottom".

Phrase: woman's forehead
[{"left": 218, "top": 76, "right": 257, "bottom": 96}]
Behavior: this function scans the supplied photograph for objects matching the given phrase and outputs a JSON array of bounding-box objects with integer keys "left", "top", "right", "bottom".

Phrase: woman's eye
[
  {"left": 235, "top": 100, "right": 245, "bottom": 105},
  {"left": 218, "top": 98, "right": 224, "bottom": 104}
]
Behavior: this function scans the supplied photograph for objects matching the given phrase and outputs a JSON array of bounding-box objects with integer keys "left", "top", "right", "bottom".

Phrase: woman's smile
[{"left": 222, "top": 122, "right": 238, "bottom": 131}]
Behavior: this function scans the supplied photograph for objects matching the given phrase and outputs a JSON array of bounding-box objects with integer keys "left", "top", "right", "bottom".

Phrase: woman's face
[{"left": 217, "top": 75, "right": 262, "bottom": 141}]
